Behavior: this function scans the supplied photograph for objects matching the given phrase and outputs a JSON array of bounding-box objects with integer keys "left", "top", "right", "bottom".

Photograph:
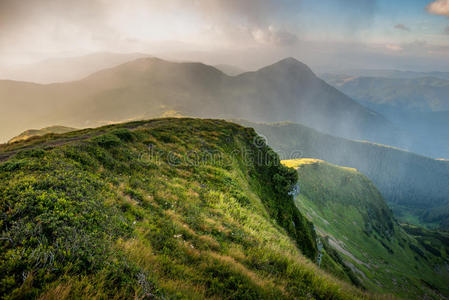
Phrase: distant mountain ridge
[
  {"left": 322, "top": 74, "right": 449, "bottom": 112},
  {"left": 323, "top": 69, "right": 449, "bottom": 80},
  {"left": 321, "top": 73, "right": 449, "bottom": 158},
  {"left": 0, "top": 52, "right": 150, "bottom": 83},
  {"left": 0, "top": 57, "right": 400, "bottom": 148}
]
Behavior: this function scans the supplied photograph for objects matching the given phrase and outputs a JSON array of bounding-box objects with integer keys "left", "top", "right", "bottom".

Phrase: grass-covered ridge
[
  {"left": 282, "top": 159, "right": 449, "bottom": 299},
  {"left": 7, "top": 126, "right": 77, "bottom": 144},
  {"left": 239, "top": 120, "right": 449, "bottom": 229},
  {"left": 0, "top": 118, "right": 371, "bottom": 299}
]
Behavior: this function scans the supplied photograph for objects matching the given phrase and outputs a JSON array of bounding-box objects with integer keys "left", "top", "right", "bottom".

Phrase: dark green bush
[
  {"left": 92, "top": 134, "right": 122, "bottom": 148},
  {"left": 111, "top": 129, "right": 135, "bottom": 142}
]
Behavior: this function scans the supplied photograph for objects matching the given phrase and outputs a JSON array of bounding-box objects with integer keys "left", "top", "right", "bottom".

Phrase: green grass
[
  {"left": 239, "top": 120, "right": 449, "bottom": 230},
  {"left": 282, "top": 159, "right": 449, "bottom": 299},
  {"left": 0, "top": 118, "right": 372, "bottom": 299}
]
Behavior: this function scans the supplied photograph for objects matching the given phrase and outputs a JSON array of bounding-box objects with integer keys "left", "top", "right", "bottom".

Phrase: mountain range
[
  {"left": 0, "top": 57, "right": 400, "bottom": 149},
  {"left": 321, "top": 74, "right": 449, "bottom": 158},
  {"left": 321, "top": 74, "right": 449, "bottom": 113},
  {"left": 323, "top": 69, "right": 449, "bottom": 81}
]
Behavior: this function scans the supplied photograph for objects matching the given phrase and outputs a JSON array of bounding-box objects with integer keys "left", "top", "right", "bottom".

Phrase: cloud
[
  {"left": 0, "top": 0, "right": 447, "bottom": 71},
  {"left": 191, "top": 0, "right": 294, "bottom": 25},
  {"left": 189, "top": 0, "right": 302, "bottom": 46},
  {"left": 427, "top": 0, "right": 449, "bottom": 17},
  {"left": 252, "top": 27, "right": 299, "bottom": 47},
  {"left": 394, "top": 24, "right": 410, "bottom": 32},
  {"left": 386, "top": 44, "right": 403, "bottom": 52},
  {"left": 0, "top": 0, "right": 303, "bottom": 60},
  {"left": 383, "top": 40, "right": 449, "bottom": 57}
]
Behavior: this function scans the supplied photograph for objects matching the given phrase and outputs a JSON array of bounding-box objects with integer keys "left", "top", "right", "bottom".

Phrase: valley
[
  {"left": 283, "top": 159, "right": 449, "bottom": 298},
  {"left": 241, "top": 120, "right": 449, "bottom": 229}
]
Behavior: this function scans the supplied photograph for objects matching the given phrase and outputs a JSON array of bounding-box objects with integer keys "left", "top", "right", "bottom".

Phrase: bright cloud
[
  {"left": 427, "top": 0, "right": 449, "bottom": 17},
  {"left": 0, "top": 0, "right": 448, "bottom": 70},
  {"left": 386, "top": 44, "right": 403, "bottom": 51}
]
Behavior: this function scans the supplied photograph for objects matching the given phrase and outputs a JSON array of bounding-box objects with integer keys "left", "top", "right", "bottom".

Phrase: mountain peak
[
  {"left": 278, "top": 57, "right": 302, "bottom": 64},
  {"left": 259, "top": 57, "right": 316, "bottom": 78}
]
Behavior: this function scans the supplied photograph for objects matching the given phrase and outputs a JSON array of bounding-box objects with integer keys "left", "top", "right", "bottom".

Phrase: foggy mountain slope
[
  {"left": 321, "top": 74, "right": 449, "bottom": 158},
  {"left": 322, "top": 74, "right": 449, "bottom": 112},
  {"left": 226, "top": 58, "right": 398, "bottom": 144},
  {"left": 214, "top": 64, "right": 247, "bottom": 76},
  {"left": 324, "top": 69, "right": 449, "bottom": 81},
  {"left": 237, "top": 120, "right": 449, "bottom": 229},
  {"left": 0, "top": 52, "right": 150, "bottom": 84},
  {"left": 0, "top": 57, "right": 400, "bottom": 147}
]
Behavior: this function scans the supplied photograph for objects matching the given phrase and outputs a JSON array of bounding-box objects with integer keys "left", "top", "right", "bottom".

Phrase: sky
[{"left": 0, "top": 0, "right": 448, "bottom": 71}]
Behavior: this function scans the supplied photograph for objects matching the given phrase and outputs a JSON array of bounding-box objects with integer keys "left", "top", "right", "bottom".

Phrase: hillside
[
  {"left": 8, "top": 126, "right": 77, "bottom": 144},
  {"left": 237, "top": 120, "right": 449, "bottom": 229},
  {"left": 320, "top": 74, "right": 449, "bottom": 158},
  {"left": 0, "top": 57, "right": 400, "bottom": 149},
  {"left": 321, "top": 74, "right": 449, "bottom": 113},
  {"left": 0, "top": 118, "right": 376, "bottom": 299},
  {"left": 282, "top": 159, "right": 449, "bottom": 299}
]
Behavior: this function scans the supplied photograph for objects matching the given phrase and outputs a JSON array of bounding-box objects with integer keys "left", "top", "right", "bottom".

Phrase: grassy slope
[
  {"left": 0, "top": 118, "right": 373, "bottom": 299},
  {"left": 282, "top": 159, "right": 449, "bottom": 299},
  {"left": 238, "top": 120, "right": 449, "bottom": 229},
  {"left": 8, "top": 126, "right": 77, "bottom": 144},
  {"left": 402, "top": 224, "right": 449, "bottom": 263}
]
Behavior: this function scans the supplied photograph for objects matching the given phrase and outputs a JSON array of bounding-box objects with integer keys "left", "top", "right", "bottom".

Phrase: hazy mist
[{"left": 1, "top": 0, "right": 449, "bottom": 73}]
